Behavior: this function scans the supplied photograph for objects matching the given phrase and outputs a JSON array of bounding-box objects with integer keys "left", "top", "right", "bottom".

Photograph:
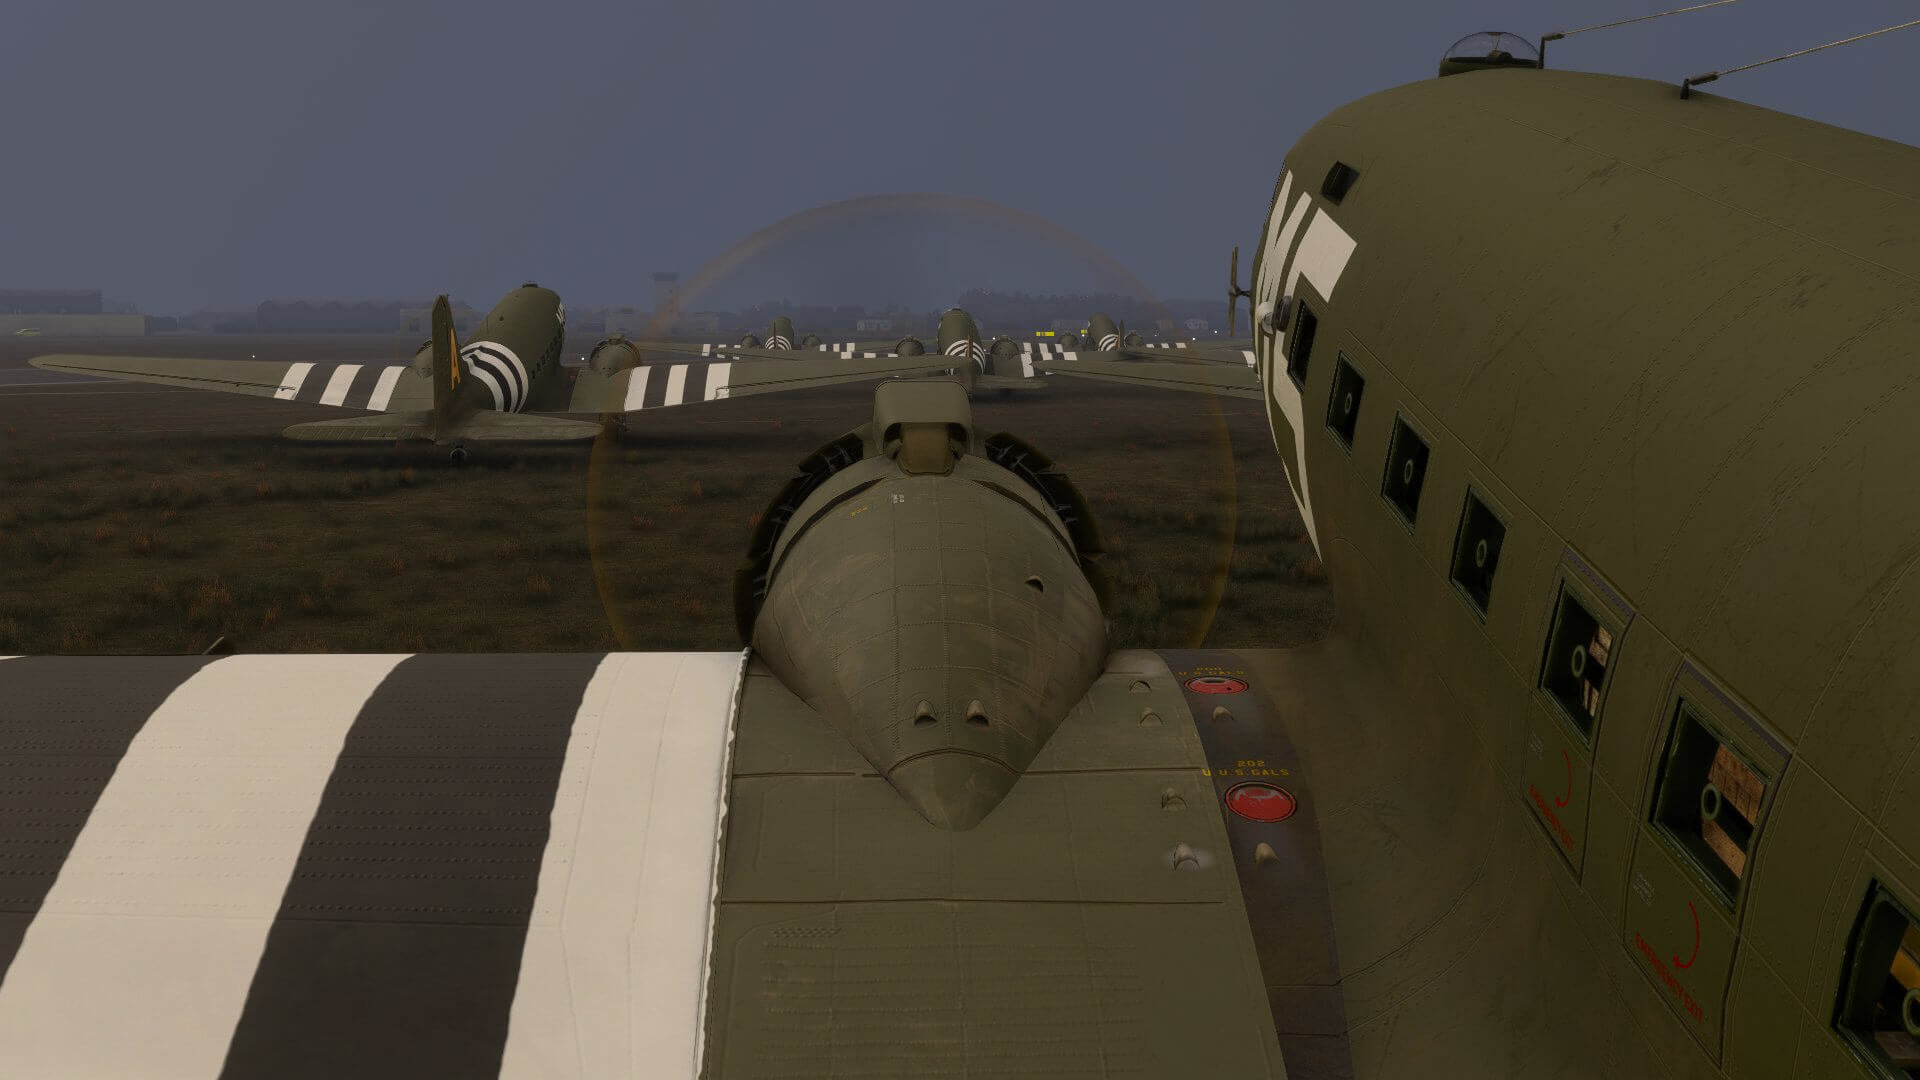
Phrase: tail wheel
[{"left": 449, "top": 444, "right": 469, "bottom": 465}]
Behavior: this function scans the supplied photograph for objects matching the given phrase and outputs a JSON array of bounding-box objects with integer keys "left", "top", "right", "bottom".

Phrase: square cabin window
[
  {"left": 1449, "top": 490, "right": 1506, "bottom": 615},
  {"left": 1286, "top": 303, "right": 1318, "bottom": 389},
  {"left": 1539, "top": 585, "right": 1615, "bottom": 741},
  {"left": 1381, "top": 416, "right": 1430, "bottom": 527},
  {"left": 1835, "top": 885, "right": 1920, "bottom": 1078},
  {"left": 1651, "top": 702, "right": 1768, "bottom": 905},
  {"left": 1326, "top": 354, "right": 1365, "bottom": 449}
]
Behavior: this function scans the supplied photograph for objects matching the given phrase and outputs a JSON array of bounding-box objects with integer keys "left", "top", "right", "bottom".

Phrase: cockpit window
[{"left": 1836, "top": 885, "right": 1920, "bottom": 1077}]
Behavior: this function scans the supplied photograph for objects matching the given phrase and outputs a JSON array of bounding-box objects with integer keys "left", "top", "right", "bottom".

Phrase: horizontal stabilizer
[
  {"left": 282, "top": 413, "right": 435, "bottom": 441},
  {"left": 976, "top": 375, "right": 1049, "bottom": 392},
  {"left": 283, "top": 411, "right": 603, "bottom": 443}
]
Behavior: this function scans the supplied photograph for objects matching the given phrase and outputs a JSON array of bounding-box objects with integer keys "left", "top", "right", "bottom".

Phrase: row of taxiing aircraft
[
  {"left": 3, "top": 28, "right": 1918, "bottom": 1080},
  {"left": 29, "top": 292, "right": 1254, "bottom": 461}
]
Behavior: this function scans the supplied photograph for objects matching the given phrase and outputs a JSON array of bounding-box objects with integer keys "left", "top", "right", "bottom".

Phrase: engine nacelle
[
  {"left": 1123, "top": 331, "right": 1145, "bottom": 346},
  {"left": 986, "top": 336, "right": 1023, "bottom": 374},
  {"left": 1058, "top": 332, "right": 1081, "bottom": 349},
  {"left": 800, "top": 334, "right": 822, "bottom": 349},
  {"left": 895, "top": 336, "right": 926, "bottom": 356},
  {"left": 588, "top": 335, "right": 642, "bottom": 376},
  {"left": 410, "top": 339, "right": 434, "bottom": 378},
  {"left": 738, "top": 333, "right": 763, "bottom": 348}
]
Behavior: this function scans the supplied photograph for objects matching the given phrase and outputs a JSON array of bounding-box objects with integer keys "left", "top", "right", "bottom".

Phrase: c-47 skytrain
[
  {"left": 28, "top": 289, "right": 949, "bottom": 460},
  {"left": 4, "top": 29, "right": 1920, "bottom": 1080}
]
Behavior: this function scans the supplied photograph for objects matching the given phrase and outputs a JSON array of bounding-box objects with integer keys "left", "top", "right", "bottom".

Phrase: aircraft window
[
  {"left": 1835, "top": 885, "right": 1920, "bottom": 1077},
  {"left": 1321, "top": 162, "right": 1359, "bottom": 204},
  {"left": 1326, "top": 354, "right": 1364, "bottom": 448},
  {"left": 1540, "top": 586, "right": 1614, "bottom": 740},
  {"left": 1381, "top": 416, "right": 1429, "bottom": 527},
  {"left": 1286, "top": 304, "right": 1318, "bottom": 388},
  {"left": 1651, "top": 702, "right": 1768, "bottom": 904},
  {"left": 1448, "top": 490, "right": 1505, "bottom": 615}
]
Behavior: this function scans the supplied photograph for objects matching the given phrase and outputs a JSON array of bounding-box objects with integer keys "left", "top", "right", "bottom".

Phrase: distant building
[
  {"left": 652, "top": 272, "right": 680, "bottom": 317},
  {"left": 665, "top": 312, "right": 720, "bottom": 336},
  {"left": 1184, "top": 318, "right": 1211, "bottom": 333},
  {"left": 0, "top": 314, "right": 145, "bottom": 337},
  {"left": 604, "top": 308, "right": 653, "bottom": 336},
  {"left": 0, "top": 289, "right": 103, "bottom": 315},
  {"left": 398, "top": 303, "right": 480, "bottom": 336},
  {"left": 855, "top": 317, "right": 893, "bottom": 333}
]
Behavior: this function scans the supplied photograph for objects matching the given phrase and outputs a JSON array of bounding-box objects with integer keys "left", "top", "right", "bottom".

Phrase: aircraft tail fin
[{"left": 430, "top": 296, "right": 460, "bottom": 433}]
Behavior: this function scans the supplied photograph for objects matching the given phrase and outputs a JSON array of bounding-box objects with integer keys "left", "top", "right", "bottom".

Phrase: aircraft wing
[
  {"left": 28, "top": 354, "right": 417, "bottom": 411},
  {"left": 1035, "top": 350, "right": 1264, "bottom": 399},
  {"left": 634, "top": 341, "right": 900, "bottom": 360},
  {"left": 0, "top": 648, "right": 1295, "bottom": 1078},
  {"left": 564, "top": 355, "right": 952, "bottom": 413},
  {"left": 1027, "top": 342, "right": 1258, "bottom": 367}
]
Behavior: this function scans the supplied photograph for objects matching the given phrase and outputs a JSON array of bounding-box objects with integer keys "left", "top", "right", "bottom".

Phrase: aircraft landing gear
[{"left": 449, "top": 443, "right": 469, "bottom": 465}]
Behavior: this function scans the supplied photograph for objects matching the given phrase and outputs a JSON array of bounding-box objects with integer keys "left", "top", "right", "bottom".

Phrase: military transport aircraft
[
  {"left": 4, "top": 30, "right": 1920, "bottom": 1080},
  {"left": 659, "top": 305, "right": 1048, "bottom": 394},
  {"left": 27, "top": 286, "right": 946, "bottom": 460}
]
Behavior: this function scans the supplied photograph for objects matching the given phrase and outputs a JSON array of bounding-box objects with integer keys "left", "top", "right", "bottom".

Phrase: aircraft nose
[{"left": 886, "top": 750, "right": 1020, "bottom": 831}]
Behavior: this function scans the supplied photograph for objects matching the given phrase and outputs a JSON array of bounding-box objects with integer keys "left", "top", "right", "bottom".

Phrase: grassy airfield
[{"left": 0, "top": 336, "right": 1329, "bottom": 655}]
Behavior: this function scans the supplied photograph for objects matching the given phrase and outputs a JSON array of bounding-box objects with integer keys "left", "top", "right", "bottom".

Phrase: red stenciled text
[
  {"left": 1633, "top": 932, "right": 1705, "bottom": 1024},
  {"left": 1527, "top": 783, "right": 1575, "bottom": 854}
]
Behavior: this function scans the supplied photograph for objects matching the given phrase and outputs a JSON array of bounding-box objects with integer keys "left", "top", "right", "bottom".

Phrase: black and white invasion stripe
[
  {"left": 943, "top": 339, "right": 987, "bottom": 367},
  {"left": 0, "top": 651, "right": 745, "bottom": 1079},
  {"left": 765, "top": 335, "right": 792, "bottom": 351},
  {"left": 274, "top": 362, "right": 410, "bottom": 411},
  {"left": 461, "top": 341, "right": 530, "bottom": 413}
]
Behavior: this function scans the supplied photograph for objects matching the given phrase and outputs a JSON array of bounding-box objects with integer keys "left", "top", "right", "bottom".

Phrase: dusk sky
[{"left": 5, "top": 0, "right": 1917, "bottom": 313}]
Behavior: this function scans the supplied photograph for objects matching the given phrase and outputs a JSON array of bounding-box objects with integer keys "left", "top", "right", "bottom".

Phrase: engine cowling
[
  {"left": 738, "top": 333, "right": 763, "bottom": 348},
  {"left": 1058, "top": 331, "right": 1081, "bottom": 349},
  {"left": 895, "top": 336, "right": 926, "bottom": 356},
  {"left": 1123, "top": 331, "right": 1145, "bottom": 346},
  {"left": 986, "top": 336, "right": 1023, "bottom": 375},
  {"left": 800, "top": 334, "right": 822, "bottom": 349},
  {"left": 588, "top": 336, "right": 642, "bottom": 376}
]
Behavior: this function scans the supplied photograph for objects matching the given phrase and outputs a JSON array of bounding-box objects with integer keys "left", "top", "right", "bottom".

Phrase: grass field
[{"left": 0, "top": 335, "right": 1329, "bottom": 655}]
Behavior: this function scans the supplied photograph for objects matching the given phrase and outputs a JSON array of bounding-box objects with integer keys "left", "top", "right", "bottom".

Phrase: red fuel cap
[
  {"left": 1225, "top": 782, "right": 1297, "bottom": 823},
  {"left": 1184, "top": 675, "right": 1249, "bottom": 694}
]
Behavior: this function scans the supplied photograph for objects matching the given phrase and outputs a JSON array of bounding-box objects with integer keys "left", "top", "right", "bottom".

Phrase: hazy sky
[{"left": 4, "top": 0, "right": 1917, "bottom": 313}]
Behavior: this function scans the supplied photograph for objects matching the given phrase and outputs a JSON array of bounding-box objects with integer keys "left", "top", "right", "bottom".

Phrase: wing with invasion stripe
[
  {"left": 1034, "top": 350, "right": 1265, "bottom": 398},
  {"left": 0, "top": 652, "right": 743, "bottom": 1079},
  {"left": 28, "top": 354, "right": 421, "bottom": 411},
  {"left": 635, "top": 341, "right": 903, "bottom": 361},
  {"left": 564, "top": 355, "right": 953, "bottom": 414},
  {"left": 0, "top": 648, "right": 1306, "bottom": 1077},
  {"left": 1023, "top": 341, "right": 1259, "bottom": 368}
]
